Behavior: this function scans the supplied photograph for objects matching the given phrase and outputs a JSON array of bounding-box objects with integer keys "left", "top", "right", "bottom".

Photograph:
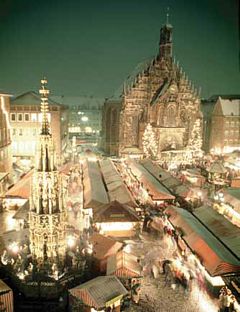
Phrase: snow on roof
[
  {"left": 51, "top": 96, "right": 104, "bottom": 108},
  {"left": 70, "top": 276, "right": 127, "bottom": 309},
  {"left": 208, "top": 161, "right": 227, "bottom": 174},
  {"left": 12, "top": 91, "right": 60, "bottom": 106},
  {"left": 219, "top": 97, "right": 240, "bottom": 116}
]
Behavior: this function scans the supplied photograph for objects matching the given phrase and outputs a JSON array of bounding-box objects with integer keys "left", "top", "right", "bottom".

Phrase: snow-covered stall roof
[
  {"left": 99, "top": 159, "right": 136, "bottom": 207},
  {"left": 83, "top": 160, "right": 109, "bottom": 209},
  {"left": 126, "top": 160, "right": 175, "bottom": 201}
]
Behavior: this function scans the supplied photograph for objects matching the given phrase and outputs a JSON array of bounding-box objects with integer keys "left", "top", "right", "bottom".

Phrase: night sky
[{"left": 0, "top": 0, "right": 239, "bottom": 98}]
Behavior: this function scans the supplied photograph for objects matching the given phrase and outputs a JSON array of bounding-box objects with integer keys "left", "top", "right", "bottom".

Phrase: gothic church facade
[{"left": 102, "top": 22, "right": 203, "bottom": 158}]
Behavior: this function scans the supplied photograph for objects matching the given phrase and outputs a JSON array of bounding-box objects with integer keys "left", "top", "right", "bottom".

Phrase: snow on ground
[{"left": 124, "top": 233, "right": 219, "bottom": 312}]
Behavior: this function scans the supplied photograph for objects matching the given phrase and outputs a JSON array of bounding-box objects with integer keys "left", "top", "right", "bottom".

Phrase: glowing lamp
[
  {"left": 9, "top": 242, "right": 19, "bottom": 254},
  {"left": 67, "top": 236, "right": 76, "bottom": 248}
]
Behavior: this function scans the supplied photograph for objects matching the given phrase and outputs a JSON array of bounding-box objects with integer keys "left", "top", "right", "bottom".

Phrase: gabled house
[{"left": 94, "top": 200, "right": 141, "bottom": 238}]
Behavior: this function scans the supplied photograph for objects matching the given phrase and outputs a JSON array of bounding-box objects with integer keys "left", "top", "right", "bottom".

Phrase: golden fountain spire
[{"left": 39, "top": 78, "right": 50, "bottom": 135}]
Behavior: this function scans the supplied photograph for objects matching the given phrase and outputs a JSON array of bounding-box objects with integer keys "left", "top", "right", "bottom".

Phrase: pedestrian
[
  {"left": 222, "top": 289, "right": 232, "bottom": 312},
  {"left": 230, "top": 295, "right": 240, "bottom": 312}
]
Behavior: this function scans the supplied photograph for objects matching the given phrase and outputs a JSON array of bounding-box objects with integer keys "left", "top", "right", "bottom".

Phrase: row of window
[
  {"left": 225, "top": 120, "right": 240, "bottom": 127},
  {"left": 10, "top": 113, "right": 51, "bottom": 122},
  {"left": 12, "top": 128, "right": 38, "bottom": 136},
  {"left": 11, "top": 106, "right": 59, "bottom": 111},
  {"left": 224, "top": 139, "right": 240, "bottom": 144},
  {"left": 12, "top": 141, "right": 36, "bottom": 154},
  {"left": 224, "top": 130, "right": 240, "bottom": 136}
]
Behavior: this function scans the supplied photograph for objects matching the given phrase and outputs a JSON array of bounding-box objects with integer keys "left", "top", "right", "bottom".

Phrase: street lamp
[{"left": 81, "top": 116, "right": 88, "bottom": 122}]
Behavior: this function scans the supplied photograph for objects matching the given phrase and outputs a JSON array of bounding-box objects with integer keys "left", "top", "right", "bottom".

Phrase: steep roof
[
  {"left": 110, "top": 57, "right": 152, "bottom": 100},
  {"left": 89, "top": 232, "right": 123, "bottom": 260},
  {"left": 94, "top": 200, "right": 140, "bottom": 223},
  {"left": 107, "top": 250, "right": 142, "bottom": 277},
  {"left": 208, "top": 161, "right": 227, "bottom": 174},
  {"left": 5, "top": 170, "right": 33, "bottom": 199},
  {"left": 51, "top": 96, "right": 104, "bottom": 109},
  {"left": 208, "top": 95, "right": 240, "bottom": 102},
  {"left": 219, "top": 97, "right": 240, "bottom": 116},
  {"left": 0, "top": 279, "right": 12, "bottom": 293},
  {"left": 12, "top": 91, "right": 60, "bottom": 106},
  {"left": 150, "top": 78, "right": 171, "bottom": 106},
  {"left": 200, "top": 100, "right": 215, "bottom": 119}
]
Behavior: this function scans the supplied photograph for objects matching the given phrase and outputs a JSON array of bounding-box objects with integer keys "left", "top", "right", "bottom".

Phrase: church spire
[
  {"left": 166, "top": 7, "right": 170, "bottom": 25},
  {"left": 159, "top": 11, "right": 173, "bottom": 60},
  {"left": 39, "top": 78, "right": 50, "bottom": 135}
]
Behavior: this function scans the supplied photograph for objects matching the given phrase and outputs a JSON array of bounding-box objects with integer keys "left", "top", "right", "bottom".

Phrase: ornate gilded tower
[{"left": 29, "top": 79, "right": 67, "bottom": 262}]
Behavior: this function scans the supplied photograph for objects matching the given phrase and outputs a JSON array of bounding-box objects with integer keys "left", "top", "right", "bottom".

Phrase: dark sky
[{"left": 0, "top": 0, "right": 239, "bottom": 98}]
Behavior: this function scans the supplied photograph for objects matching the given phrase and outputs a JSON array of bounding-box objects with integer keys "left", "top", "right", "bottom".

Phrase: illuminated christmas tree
[
  {"left": 142, "top": 123, "right": 158, "bottom": 158},
  {"left": 188, "top": 119, "right": 202, "bottom": 151}
]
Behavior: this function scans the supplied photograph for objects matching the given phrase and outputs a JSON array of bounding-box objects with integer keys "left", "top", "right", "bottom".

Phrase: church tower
[
  {"left": 159, "top": 13, "right": 173, "bottom": 60},
  {"left": 29, "top": 79, "right": 67, "bottom": 262}
]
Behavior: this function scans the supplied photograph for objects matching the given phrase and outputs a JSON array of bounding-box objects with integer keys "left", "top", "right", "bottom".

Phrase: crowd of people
[{"left": 219, "top": 286, "right": 240, "bottom": 312}]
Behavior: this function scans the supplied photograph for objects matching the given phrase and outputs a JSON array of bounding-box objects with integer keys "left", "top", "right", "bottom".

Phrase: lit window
[
  {"left": 85, "top": 126, "right": 92, "bottom": 133},
  {"left": 81, "top": 116, "right": 89, "bottom": 122},
  {"left": 18, "top": 113, "right": 23, "bottom": 122},
  {"left": 12, "top": 129, "right": 16, "bottom": 136},
  {"left": 31, "top": 113, "right": 37, "bottom": 122},
  {"left": 10, "top": 113, "right": 16, "bottom": 122},
  {"left": 19, "top": 129, "right": 23, "bottom": 136},
  {"left": 24, "top": 113, "right": 30, "bottom": 121}
]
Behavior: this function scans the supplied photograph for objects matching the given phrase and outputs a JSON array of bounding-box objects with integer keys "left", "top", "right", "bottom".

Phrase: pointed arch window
[{"left": 166, "top": 105, "right": 176, "bottom": 127}]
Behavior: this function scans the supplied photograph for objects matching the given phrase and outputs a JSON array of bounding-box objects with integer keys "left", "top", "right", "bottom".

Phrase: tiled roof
[
  {"left": 69, "top": 276, "right": 127, "bottom": 309},
  {"left": 107, "top": 250, "right": 142, "bottom": 277},
  {"left": 193, "top": 205, "right": 240, "bottom": 260},
  {"left": 5, "top": 170, "right": 33, "bottom": 199},
  {"left": 166, "top": 206, "right": 240, "bottom": 276},
  {"left": 110, "top": 57, "right": 152, "bottom": 100},
  {"left": 94, "top": 200, "right": 140, "bottom": 223},
  {"left": 89, "top": 232, "right": 123, "bottom": 260}
]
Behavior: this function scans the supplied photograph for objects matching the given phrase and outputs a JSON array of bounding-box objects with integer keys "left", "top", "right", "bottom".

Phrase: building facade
[
  {"left": 0, "top": 93, "right": 12, "bottom": 172},
  {"left": 101, "top": 99, "right": 121, "bottom": 155},
  {"left": 102, "top": 23, "right": 203, "bottom": 159},
  {"left": 10, "top": 91, "right": 68, "bottom": 163},
  {"left": 209, "top": 96, "right": 240, "bottom": 154},
  {"left": 0, "top": 93, "right": 12, "bottom": 195},
  {"left": 52, "top": 96, "right": 104, "bottom": 146}
]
